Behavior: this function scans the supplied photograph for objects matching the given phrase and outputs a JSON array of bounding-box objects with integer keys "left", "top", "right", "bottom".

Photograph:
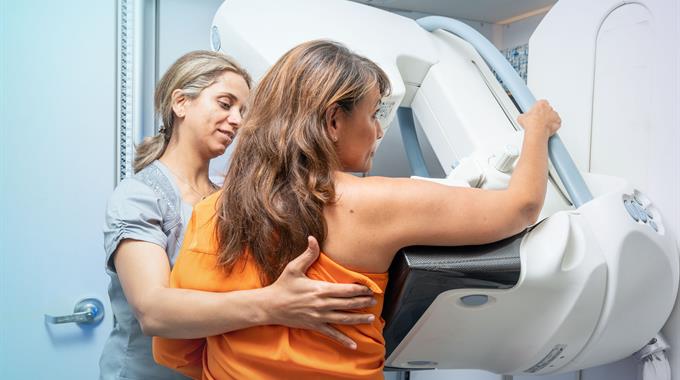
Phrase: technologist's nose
[{"left": 228, "top": 110, "right": 243, "bottom": 128}]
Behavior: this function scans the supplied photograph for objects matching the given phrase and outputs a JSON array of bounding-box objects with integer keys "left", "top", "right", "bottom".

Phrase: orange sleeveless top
[{"left": 152, "top": 192, "right": 388, "bottom": 380}]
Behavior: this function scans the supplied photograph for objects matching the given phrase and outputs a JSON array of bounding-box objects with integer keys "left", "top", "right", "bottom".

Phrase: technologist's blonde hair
[{"left": 133, "top": 50, "right": 252, "bottom": 173}]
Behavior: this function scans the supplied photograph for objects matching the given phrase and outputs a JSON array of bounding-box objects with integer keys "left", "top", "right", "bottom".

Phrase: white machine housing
[
  {"left": 211, "top": 0, "right": 679, "bottom": 375},
  {"left": 528, "top": 0, "right": 680, "bottom": 373}
]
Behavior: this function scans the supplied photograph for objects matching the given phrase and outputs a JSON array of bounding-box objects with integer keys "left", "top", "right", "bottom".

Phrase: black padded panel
[{"left": 382, "top": 230, "right": 526, "bottom": 360}]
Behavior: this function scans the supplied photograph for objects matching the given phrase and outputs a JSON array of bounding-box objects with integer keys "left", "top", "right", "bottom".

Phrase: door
[{"left": 0, "top": 1, "right": 116, "bottom": 378}]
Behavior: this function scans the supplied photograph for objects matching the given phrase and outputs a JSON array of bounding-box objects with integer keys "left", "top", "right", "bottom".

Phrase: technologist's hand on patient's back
[
  {"left": 517, "top": 99, "right": 562, "bottom": 137},
  {"left": 263, "top": 236, "right": 376, "bottom": 350}
]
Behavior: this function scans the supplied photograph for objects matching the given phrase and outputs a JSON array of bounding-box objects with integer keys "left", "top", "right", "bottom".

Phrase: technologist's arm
[{"left": 114, "top": 236, "right": 374, "bottom": 349}]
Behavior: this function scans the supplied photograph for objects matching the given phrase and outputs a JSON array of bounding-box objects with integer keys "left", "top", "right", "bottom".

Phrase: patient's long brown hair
[{"left": 215, "top": 40, "right": 390, "bottom": 285}]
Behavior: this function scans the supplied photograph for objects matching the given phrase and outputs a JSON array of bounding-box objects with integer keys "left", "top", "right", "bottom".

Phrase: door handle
[{"left": 45, "top": 298, "right": 105, "bottom": 325}]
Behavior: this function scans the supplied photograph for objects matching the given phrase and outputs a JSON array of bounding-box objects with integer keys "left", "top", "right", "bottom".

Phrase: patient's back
[
  {"left": 323, "top": 172, "right": 411, "bottom": 274},
  {"left": 153, "top": 191, "right": 388, "bottom": 380}
]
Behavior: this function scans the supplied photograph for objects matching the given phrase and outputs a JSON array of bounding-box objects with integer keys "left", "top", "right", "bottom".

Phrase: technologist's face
[
  {"left": 331, "top": 86, "right": 384, "bottom": 173},
  {"left": 182, "top": 71, "right": 250, "bottom": 158}
]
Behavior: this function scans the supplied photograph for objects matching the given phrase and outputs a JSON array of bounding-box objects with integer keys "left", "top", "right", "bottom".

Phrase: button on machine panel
[
  {"left": 623, "top": 200, "right": 640, "bottom": 221},
  {"left": 623, "top": 191, "right": 662, "bottom": 233}
]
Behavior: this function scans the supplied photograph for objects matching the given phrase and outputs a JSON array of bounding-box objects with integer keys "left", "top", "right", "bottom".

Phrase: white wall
[
  {"left": 0, "top": 0, "right": 116, "bottom": 377},
  {"left": 157, "top": 0, "right": 225, "bottom": 78}
]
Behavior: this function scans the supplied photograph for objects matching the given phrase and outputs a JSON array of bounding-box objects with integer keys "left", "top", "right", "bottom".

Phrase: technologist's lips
[{"left": 217, "top": 129, "right": 234, "bottom": 145}]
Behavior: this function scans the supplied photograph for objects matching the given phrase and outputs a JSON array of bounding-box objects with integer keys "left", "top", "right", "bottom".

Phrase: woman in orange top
[{"left": 153, "top": 40, "right": 561, "bottom": 379}]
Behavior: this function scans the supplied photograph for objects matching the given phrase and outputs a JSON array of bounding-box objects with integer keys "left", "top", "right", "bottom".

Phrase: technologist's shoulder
[{"left": 106, "top": 173, "right": 159, "bottom": 210}]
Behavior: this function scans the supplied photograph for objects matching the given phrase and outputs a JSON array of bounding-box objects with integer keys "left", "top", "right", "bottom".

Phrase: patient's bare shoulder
[
  {"left": 323, "top": 174, "right": 423, "bottom": 270},
  {"left": 330, "top": 173, "right": 407, "bottom": 219},
  {"left": 332, "top": 173, "right": 452, "bottom": 216}
]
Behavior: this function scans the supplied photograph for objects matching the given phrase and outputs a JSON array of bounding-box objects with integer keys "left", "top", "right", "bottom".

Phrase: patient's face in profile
[
  {"left": 333, "top": 86, "right": 384, "bottom": 173},
  {"left": 182, "top": 71, "right": 250, "bottom": 158}
]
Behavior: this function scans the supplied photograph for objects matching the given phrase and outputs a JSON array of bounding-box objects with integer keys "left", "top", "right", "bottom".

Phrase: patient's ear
[{"left": 325, "top": 104, "right": 341, "bottom": 142}]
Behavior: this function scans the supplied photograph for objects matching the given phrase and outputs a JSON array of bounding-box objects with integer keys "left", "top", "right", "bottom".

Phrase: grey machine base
[{"left": 382, "top": 231, "right": 526, "bottom": 369}]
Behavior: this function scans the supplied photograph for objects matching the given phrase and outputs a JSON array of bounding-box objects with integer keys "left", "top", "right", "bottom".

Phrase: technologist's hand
[{"left": 264, "top": 236, "right": 377, "bottom": 350}]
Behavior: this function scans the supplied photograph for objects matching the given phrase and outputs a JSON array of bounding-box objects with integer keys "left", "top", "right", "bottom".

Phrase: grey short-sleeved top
[{"left": 99, "top": 161, "right": 192, "bottom": 380}]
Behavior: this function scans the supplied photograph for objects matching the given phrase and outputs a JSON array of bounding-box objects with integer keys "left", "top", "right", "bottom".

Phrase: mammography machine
[{"left": 210, "top": 0, "right": 679, "bottom": 375}]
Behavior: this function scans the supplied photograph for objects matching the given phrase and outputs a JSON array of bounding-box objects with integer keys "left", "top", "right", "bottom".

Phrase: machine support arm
[{"left": 416, "top": 16, "right": 593, "bottom": 207}]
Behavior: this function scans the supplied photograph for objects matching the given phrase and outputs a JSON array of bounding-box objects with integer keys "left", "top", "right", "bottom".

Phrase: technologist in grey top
[{"left": 99, "top": 51, "right": 376, "bottom": 380}]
